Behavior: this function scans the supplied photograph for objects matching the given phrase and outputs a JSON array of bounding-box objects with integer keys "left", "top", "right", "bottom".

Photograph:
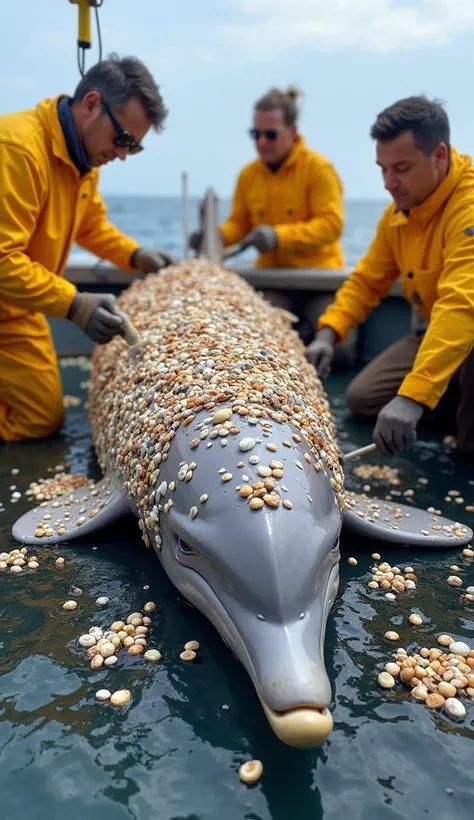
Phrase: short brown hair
[
  {"left": 370, "top": 95, "right": 450, "bottom": 156},
  {"left": 73, "top": 53, "right": 168, "bottom": 132},
  {"left": 254, "top": 85, "right": 302, "bottom": 126}
]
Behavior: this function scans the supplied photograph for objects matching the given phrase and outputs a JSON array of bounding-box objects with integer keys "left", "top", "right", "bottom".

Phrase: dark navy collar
[{"left": 56, "top": 95, "right": 91, "bottom": 177}]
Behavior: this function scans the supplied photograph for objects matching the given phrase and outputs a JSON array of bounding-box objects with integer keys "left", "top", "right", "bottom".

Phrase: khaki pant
[
  {"left": 262, "top": 289, "right": 358, "bottom": 367},
  {"left": 345, "top": 331, "right": 474, "bottom": 455}
]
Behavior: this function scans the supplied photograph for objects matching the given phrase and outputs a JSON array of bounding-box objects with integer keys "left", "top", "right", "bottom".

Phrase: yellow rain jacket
[
  {"left": 0, "top": 95, "right": 141, "bottom": 441},
  {"left": 220, "top": 135, "right": 345, "bottom": 269},
  {"left": 318, "top": 149, "right": 474, "bottom": 410}
]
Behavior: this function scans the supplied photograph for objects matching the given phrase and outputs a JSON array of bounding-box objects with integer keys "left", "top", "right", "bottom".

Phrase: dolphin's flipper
[
  {"left": 342, "top": 492, "right": 473, "bottom": 548},
  {"left": 11, "top": 476, "right": 130, "bottom": 545}
]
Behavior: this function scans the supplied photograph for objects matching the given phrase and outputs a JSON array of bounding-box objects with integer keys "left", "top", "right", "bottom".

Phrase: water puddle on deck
[{"left": 0, "top": 361, "right": 473, "bottom": 820}]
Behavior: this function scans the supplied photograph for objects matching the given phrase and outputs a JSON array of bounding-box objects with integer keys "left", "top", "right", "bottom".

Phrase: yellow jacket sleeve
[
  {"left": 317, "top": 210, "right": 400, "bottom": 341},
  {"left": 219, "top": 171, "right": 252, "bottom": 246},
  {"left": 398, "top": 207, "right": 474, "bottom": 409},
  {"left": 75, "top": 180, "right": 141, "bottom": 271},
  {"left": 0, "top": 143, "right": 77, "bottom": 318},
  {"left": 275, "top": 161, "right": 344, "bottom": 250}
]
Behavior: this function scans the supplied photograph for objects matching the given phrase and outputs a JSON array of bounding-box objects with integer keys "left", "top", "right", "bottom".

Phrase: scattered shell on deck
[
  {"left": 110, "top": 689, "right": 131, "bottom": 707},
  {"left": 96, "top": 596, "right": 109, "bottom": 607},
  {"left": 79, "top": 634, "right": 96, "bottom": 648},
  {"left": 409, "top": 614, "right": 423, "bottom": 626},
  {"left": 99, "top": 641, "right": 116, "bottom": 659},
  {"left": 143, "top": 602, "right": 156, "bottom": 613},
  {"left": 445, "top": 697, "right": 466, "bottom": 718},
  {"left": 62, "top": 600, "right": 77, "bottom": 611},
  {"left": 462, "top": 548, "right": 474, "bottom": 558},
  {"left": 184, "top": 640, "right": 200, "bottom": 652},
  {"left": 347, "top": 557, "right": 357, "bottom": 566},
  {"left": 449, "top": 641, "right": 470, "bottom": 657},
  {"left": 144, "top": 649, "right": 162, "bottom": 662},
  {"left": 384, "top": 631, "right": 400, "bottom": 642},
  {"left": 180, "top": 650, "right": 197, "bottom": 662},
  {"left": 447, "top": 576, "right": 463, "bottom": 587},
  {"left": 238, "top": 437, "right": 256, "bottom": 452},
  {"left": 55, "top": 557, "right": 65, "bottom": 567},
  {"left": 378, "top": 672, "right": 396, "bottom": 689},
  {"left": 378, "top": 640, "right": 474, "bottom": 717},
  {"left": 104, "top": 656, "right": 118, "bottom": 667},
  {"left": 95, "top": 689, "right": 111, "bottom": 702},
  {"left": 239, "top": 760, "right": 263, "bottom": 784},
  {"left": 249, "top": 498, "right": 264, "bottom": 510},
  {"left": 425, "top": 693, "right": 445, "bottom": 709}
]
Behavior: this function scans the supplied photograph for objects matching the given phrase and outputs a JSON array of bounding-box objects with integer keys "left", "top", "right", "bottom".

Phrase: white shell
[
  {"left": 95, "top": 689, "right": 111, "bottom": 701},
  {"left": 104, "top": 655, "right": 118, "bottom": 667},
  {"left": 95, "top": 596, "right": 110, "bottom": 607},
  {"left": 445, "top": 697, "right": 466, "bottom": 718},
  {"left": 79, "top": 634, "right": 96, "bottom": 648},
  {"left": 238, "top": 437, "right": 256, "bottom": 452},
  {"left": 448, "top": 641, "right": 470, "bottom": 657}
]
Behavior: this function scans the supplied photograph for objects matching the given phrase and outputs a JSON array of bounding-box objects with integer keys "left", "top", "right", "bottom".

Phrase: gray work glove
[
  {"left": 240, "top": 225, "right": 278, "bottom": 253},
  {"left": 67, "top": 292, "right": 123, "bottom": 344},
  {"left": 305, "top": 327, "right": 336, "bottom": 379},
  {"left": 131, "top": 247, "right": 179, "bottom": 274},
  {"left": 373, "top": 396, "right": 425, "bottom": 457},
  {"left": 189, "top": 230, "right": 203, "bottom": 252}
]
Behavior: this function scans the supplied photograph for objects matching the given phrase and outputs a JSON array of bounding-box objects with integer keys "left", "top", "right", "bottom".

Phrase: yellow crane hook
[{"left": 69, "top": 0, "right": 104, "bottom": 76}]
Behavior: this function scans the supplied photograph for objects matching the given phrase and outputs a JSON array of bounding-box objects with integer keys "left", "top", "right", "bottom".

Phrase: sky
[{"left": 2, "top": 1, "right": 474, "bottom": 200}]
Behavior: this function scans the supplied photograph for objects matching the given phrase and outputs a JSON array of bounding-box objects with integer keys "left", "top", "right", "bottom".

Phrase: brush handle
[
  {"left": 223, "top": 242, "right": 244, "bottom": 260},
  {"left": 119, "top": 314, "right": 142, "bottom": 347},
  {"left": 342, "top": 443, "right": 377, "bottom": 462}
]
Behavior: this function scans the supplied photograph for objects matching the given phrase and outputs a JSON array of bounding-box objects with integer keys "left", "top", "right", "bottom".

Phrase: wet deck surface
[{"left": 0, "top": 359, "right": 473, "bottom": 820}]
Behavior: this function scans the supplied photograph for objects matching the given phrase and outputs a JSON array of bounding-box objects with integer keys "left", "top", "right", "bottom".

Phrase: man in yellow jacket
[
  {"left": 307, "top": 95, "right": 474, "bottom": 457},
  {"left": 0, "top": 54, "right": 176, "bottom": 443},
  {"left": 189, "top": 86, "right": 345, "bottom": 337}
]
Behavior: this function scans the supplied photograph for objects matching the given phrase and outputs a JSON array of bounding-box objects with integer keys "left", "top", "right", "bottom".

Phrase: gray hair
[
  {"left": 73, "top": 53, "right": 168, "bottom": 132},
  {"left": 254, "top": 85, "right": 302, "bottom": 126},
  {"left": 370, "top": 95, "right": 450, "bottom": 156}
]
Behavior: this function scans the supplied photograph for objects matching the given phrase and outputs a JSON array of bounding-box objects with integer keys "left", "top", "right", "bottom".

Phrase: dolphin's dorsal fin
[
  {"left": 11, "top": 476, "right": 130, "bottom": 546},
  {"left": 341, "top": 492, "right": 473, "bottom": 549}
]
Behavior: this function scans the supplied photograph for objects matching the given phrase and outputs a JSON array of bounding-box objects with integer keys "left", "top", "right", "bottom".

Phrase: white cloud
[{"left": 226, "top": 0, "right": 474, "bottom": 56}]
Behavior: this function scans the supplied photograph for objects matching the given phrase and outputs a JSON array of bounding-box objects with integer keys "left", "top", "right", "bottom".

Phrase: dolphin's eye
[{"left": 177, "top": 536, "right": 194, "bottom": 555}]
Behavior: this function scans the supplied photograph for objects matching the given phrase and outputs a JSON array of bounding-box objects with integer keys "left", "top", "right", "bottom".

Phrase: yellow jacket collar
[
  {"left": 260, "top": 134, "right": 307, "bottom": 173},
  {"left": 36, "top": 94, "right": 84, "bottom": 177},
  {"left": 388, "top": 148, "right": 472, "bottom": 227}
]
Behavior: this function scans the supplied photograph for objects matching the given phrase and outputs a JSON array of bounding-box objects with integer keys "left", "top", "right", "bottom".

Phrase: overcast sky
[{"left": 3, "top": 1, "right": 474, "bottom": 199}]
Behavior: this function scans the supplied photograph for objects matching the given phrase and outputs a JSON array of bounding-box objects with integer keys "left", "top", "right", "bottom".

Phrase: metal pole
[
  {"left": 181, "top": 171, "right": 189, "bottom": 259},
  {"left": 201, "top": 188, "right": 222, "bottom": 264}
]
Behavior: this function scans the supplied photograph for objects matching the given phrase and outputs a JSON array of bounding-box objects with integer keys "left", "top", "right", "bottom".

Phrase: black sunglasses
[
  {"left": 248, "top": 128, "right": 284, "bottom": 141},
  {"left": 102, "top": 99, "right": 144, "bottom": 155}
]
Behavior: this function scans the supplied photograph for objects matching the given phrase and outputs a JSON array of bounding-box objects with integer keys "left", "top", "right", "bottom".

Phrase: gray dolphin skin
[
  {"left": 11, "top": 257, "right": 473, "bottom": 750},
  {"left": 154, "top": 413, "right": 341, "bottom": 746}
]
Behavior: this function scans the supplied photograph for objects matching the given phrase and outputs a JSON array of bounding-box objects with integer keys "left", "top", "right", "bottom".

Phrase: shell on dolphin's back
[{"left": 87, "top": 260, "right": 345, "bottom": 550}]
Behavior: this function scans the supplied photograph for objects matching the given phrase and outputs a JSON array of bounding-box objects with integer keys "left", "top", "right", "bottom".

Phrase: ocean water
[{"left": 72, "top": 196, "right": 386, "bottom": 266}]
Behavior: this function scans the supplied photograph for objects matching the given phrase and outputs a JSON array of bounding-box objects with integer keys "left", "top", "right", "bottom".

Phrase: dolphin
[{"left": 12, "top": 259, "right": 473, "bottom": 750}]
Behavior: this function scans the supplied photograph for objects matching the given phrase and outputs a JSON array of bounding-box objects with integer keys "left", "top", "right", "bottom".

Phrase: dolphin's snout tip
[{"left": 260, "top": 701, "right": 334, "bottom": 748}]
